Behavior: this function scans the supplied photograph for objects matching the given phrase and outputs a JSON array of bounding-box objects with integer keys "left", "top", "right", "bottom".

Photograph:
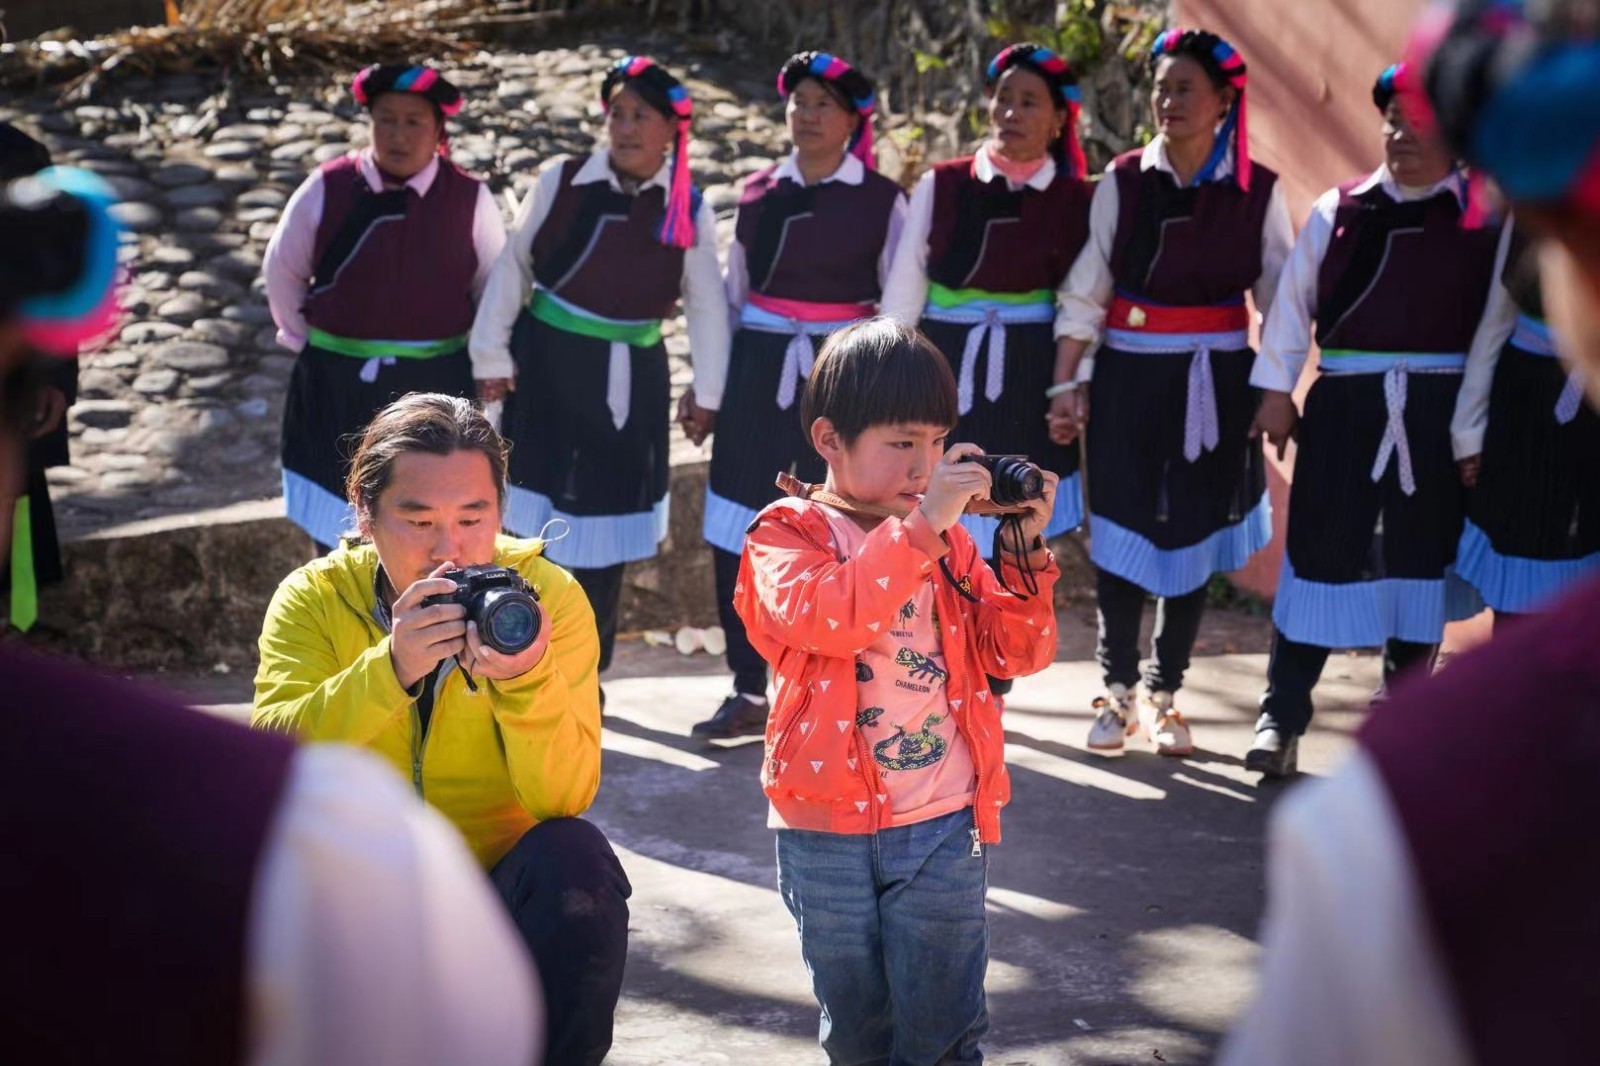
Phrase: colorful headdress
[
  {"left": 601, "top": 55, "right": 696, "bottom": 249},
  {"left": 2, "top": 167, "right": 123, "bottom": 355},
  {"left": 1150, "top": 28, "right": 1252, "bottom": 191},
  {"left": 351, "top": 64, "right": 464, "bottom": 118},
  {"left": 1373, "top": 63, "right": 1406, "bottom": 113},
  {"left": 985, "top": 43, "right": 1088, "bottom": 180},
  {"left": 1409, "top": 0, "right": 1600, "bottom": 216},
  {"left": 777, "top": 51, "right": 879, "bottom": 170}
]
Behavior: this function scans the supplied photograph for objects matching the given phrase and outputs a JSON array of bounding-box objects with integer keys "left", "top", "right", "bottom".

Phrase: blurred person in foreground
[
  {"left": 1223, "top": 2, "right": 1600, "bottom": 1061},
  {"left": 0, "top": 121, "right": 73, "bottom": 633},
  {"left": 0, "top": 171, "right": 538, "bottom": 1063}
]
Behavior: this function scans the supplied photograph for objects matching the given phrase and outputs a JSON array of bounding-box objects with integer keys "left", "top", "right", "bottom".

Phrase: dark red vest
[
  {"left": 303, "top": 154, "right": 482, "bottom": 341},
  {"left": 1314, "top": 178, "right": 1499, "bottom": 352},
  {"left": 0, "top": 647, "right": 296, "bottom": 1063},
  {"left": 530, "top": 155, "right": 687, "bottom": 321},
  {"left": 1360, "top": 575, "right": 1600, "bottom": 1066},
  {"left": 925, "top": 155, "right": 1092, "bottom": 294},
  {"left": 1108, "top": 149, "right": 1279, "bottom": 305},
  {"left": 734, "top": 164, "right": 904, "bottom": 305}
]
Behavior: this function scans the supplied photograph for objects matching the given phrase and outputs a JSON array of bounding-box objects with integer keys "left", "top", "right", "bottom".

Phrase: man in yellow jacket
[{"left": 253, "top": 392, "right": 629, "bottom": 1066}]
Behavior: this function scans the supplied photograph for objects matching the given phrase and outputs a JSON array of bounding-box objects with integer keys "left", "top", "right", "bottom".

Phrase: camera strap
[{"left": 995, "top": 513, "right": 1043, "bottom": 599}]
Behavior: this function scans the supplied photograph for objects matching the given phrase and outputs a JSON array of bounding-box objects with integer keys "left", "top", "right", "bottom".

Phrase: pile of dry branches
[{"left": 0, "top": 0, "right": 553, "bottom": 98}]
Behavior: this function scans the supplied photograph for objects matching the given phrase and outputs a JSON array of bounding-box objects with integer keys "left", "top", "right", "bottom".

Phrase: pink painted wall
[{"left": 1175, "top": 0, "right": 1492, "bottom": 650}]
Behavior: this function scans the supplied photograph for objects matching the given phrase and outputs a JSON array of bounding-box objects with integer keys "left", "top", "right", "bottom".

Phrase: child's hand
[
  {"left": 917, "top": 443, "right": 992, "bottom": 533},
  {"left": 1016, "top": 468, "right": 1061, "bottom": 546}
]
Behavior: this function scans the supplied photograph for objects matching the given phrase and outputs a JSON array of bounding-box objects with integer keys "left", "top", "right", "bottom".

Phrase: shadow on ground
[{"left": 169, "top": 605, "right": 1380, "bottom": 1066}]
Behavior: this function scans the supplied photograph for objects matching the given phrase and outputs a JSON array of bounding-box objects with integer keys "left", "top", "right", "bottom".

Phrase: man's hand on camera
[
  {"left": 389, "top": 561, "right": 469, "bottom": 690},
  {"left": 917, "top": 443, "right": 992, "bottom": 533},
  {"left": 460, "top": 617, "right": 553, "bottom": 682}
]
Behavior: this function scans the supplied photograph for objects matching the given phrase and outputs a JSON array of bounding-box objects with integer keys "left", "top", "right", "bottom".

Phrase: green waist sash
[
  {"left": 528, "top": 290, "right": 663, "bottom": 347},
  {"left": 926, "top": 281, "right": 1054, "bottom": 309},
  {"left": 307, "top": 327, "right": 468, "bottom": 359}
]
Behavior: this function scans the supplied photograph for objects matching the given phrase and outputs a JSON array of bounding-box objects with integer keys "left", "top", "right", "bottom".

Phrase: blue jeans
[{"left": 776, "top": 807, "right": 990, "bottom": 1066}]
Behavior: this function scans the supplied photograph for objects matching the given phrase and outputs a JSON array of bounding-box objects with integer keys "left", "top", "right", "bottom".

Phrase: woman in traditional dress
[
  {"left": 469, "top": 56, "right": 728, "bottom": 684},
  {"left": 1245, "top": 64, "right": 1499, "bottom": 777},
  {"left": 880, "top": 42, "right": 1095, "bottom": 707},
  {"left": 265, "top": 63, "right": 505, "bottom": 553},
  {"left": 1051, "top": 28, "right": 1292, "bottom": 756},
  {"left": 686, "top": 51, "right": 906, "bottom": 740},
  {"left": 1450, "top": 219, "right": 1600, "bottom": 621}
]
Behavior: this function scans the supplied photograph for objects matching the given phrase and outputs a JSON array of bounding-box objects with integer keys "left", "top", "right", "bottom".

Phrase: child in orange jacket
[{"left": 734, "top": 317, "right": 1060, "bottom": 1064}]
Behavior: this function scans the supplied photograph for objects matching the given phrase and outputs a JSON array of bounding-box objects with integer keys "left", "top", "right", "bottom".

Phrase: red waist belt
[{"left": 1108, "top": 296, "right": 1249, "bottom": 333}]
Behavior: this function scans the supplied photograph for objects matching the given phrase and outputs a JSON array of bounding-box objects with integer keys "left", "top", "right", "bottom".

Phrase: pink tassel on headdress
[
  {"left": 1234, "top": 89, "right": 1252, "bottom": 192},
  {"left": 659, "top": 120, "right": 695, "bottom": 249},
  {"left": 1459, "top": 169, "right": 1493, "bottom": 229},
  {"left": 1065, "top": 101, "right": 1088, "bottom": 179},
  {"left": 852, "top": 119, "right": 877, "bottom": 170}
]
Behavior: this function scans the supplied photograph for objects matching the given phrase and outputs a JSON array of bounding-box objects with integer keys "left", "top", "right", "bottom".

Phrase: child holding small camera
[{"left": 733, "top": 317, "right": 1060, "bottom": 1064}]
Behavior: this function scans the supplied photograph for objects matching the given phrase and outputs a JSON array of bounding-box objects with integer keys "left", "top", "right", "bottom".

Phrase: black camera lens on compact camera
[
  {"left": 960, "top": 454, "right": 1045, "bottom": 506},
  {"left": 422, "top": 565, "right": 543, "bottom": 655}
]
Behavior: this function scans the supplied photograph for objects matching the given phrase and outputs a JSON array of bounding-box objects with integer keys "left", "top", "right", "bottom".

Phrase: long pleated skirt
[
  {"left": 1084, "top": 343, "right": 1270, "bottom": 598},
  {"left": 499, "top": 309, "right": 670, "bottom": 570},
  {"left": 1456, "top": 342, "right": 1600, "bottom": 612},
  {"left": 280, "top": 343, "right": 474, "bottom": 547},
  {"left": 703, "top": 326, "right": 831, "bottom": 554},
  {"left": 1274, "top": 370, "right": 1481, "bottom": 647}
]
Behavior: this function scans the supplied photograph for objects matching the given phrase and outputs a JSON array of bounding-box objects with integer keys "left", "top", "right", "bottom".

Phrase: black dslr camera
[
  {"left": 960, "top": 454, "right": 1045, "bottom": 506},
  {"left": 423, "top": 565, "right": 543, "bottom": 655}
]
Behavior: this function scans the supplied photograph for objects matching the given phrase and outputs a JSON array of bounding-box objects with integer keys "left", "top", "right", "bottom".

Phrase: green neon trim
[
  {"left": 9, "top": 496, "right": 36, "bottom": 631},
  {"left": 306, "top": 328, "right": 467, "bottom": 359},
  {"left": 528, "top": 291, "right": 663, "bottom": 347},
  {"left": 926, "top": 282, "right": 1053, "bottom": 309}
]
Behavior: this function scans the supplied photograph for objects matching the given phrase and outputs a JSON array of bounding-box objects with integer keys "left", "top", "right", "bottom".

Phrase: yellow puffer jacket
[{"left": 252, "top": 535, "right": 602, "bottom": 867}]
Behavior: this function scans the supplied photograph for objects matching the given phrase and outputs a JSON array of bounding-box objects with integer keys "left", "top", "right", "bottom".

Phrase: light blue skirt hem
[
  {"left": 505, "top": 486, "right": 668, "bottom": 569},
  {"left": 283, "top": 469, "right": 356, "bottom": 548},
  {"left": 1455, "top": 518, "right": 1600, "bottom": 614},
  {"left": 1088, "top": 493, "right": 1272, "bottom": 598},
  {"left": 1272, "top": 557, "right": 1483, "bottom": 647},
  {"left": 703, "top": 490, "right": 760, "bottom": 555}
]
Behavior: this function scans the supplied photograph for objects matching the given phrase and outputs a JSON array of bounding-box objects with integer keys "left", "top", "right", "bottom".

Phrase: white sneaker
[
  {"left": 1147, "top": 690, "right": 1194, "bottom": 757},
  {"left": 1086, "top": 684, "right": 1139, "bottom": 752}
]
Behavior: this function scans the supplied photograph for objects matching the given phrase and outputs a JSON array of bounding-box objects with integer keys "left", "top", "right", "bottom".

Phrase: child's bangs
[{"left": 864, "top": 338, "right": 959, "bottom": 432}]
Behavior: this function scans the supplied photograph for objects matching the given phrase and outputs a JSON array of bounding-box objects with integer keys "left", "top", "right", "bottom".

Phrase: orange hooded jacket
[{"left": 734, "top": 498, "right": 1060, "bottom": 844}]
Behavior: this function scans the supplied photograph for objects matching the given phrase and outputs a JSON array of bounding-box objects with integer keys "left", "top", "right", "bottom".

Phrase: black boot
[
  {"left": 1245, "top": 728, "right": 1299, "bottom": 778},
  {"left": 691, "top": 693, "right": 768, "bottom": 740}
]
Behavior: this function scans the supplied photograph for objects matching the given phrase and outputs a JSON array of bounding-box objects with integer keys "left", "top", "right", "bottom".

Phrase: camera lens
[
  {"left": 992, "top": 457, "right": 1045, "bottom": 506},
  {"left": 1013, "top": 465, "right": 1044, "bottom": 501},
  {"left": 479, "top": 590, "right": 541, "bottom": 654}
]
